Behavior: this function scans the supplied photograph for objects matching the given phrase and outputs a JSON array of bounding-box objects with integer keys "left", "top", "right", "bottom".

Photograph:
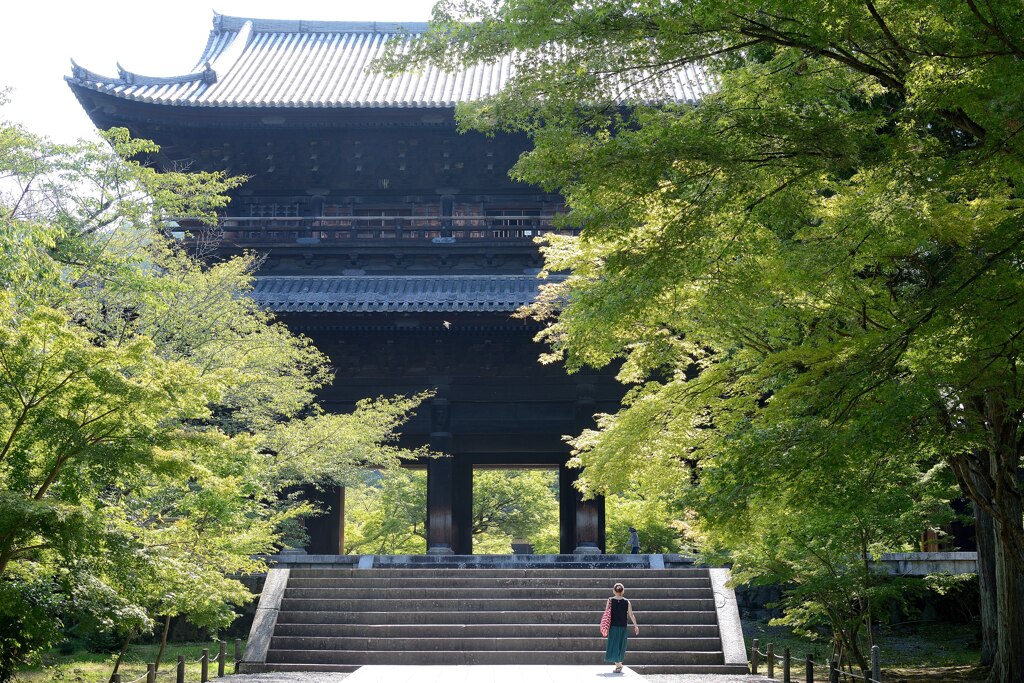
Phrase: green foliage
[
  {"left": 0, "top": 110, "right": 425, "bottom": 678},
  {"left": 345, "top": 469, "right": 428, "bottom": 555},
  {"left": 605, "top": 491, "right": 687, "bottom": 555},
  {"left": 0, "top": 575, "right": 63, "bottom": 681},
  {"left": 345, "top": 468, "right": 561, "bottom": 554},
  {"left": 471, "top": 470, "right": 559, "bottom": 553},
  {"left": 387, "top": 0, "right": 1024, "bottom": 674}
]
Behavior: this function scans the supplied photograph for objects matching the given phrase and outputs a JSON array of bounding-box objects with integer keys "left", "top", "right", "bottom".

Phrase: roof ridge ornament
[
  {"left": 202, "top": 62, "right": 217, "bottom": 84},
  {"left": 70, "top": 59, "right": 86, "bottom": 82},
  {"left": 116, "top": 63, "right": 136, "bottom": 85}
]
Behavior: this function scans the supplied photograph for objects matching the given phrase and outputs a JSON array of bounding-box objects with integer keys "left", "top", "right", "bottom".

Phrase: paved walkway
[
  {"left": 348, "top": 665, "right": 643, "bottom": 682},
  {"left": 228, "top": 667, "right": 770, "bottom": 683}
]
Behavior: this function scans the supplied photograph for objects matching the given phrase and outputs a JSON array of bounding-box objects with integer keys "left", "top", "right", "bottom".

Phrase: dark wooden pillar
[
  {"left": 427, "top": 396, "right": 456, "bottom": 554},
  {"left": 303, "top": 484, "right": 343, "bottom": 555},
  {"left": 452, "top": 460, "right": 473, "bottom": 554},
  {"left": 559, "top": 462, "right": 578, "bottom": 555},
  {"left": 426, "top": 457, "right": 455, "bottom": 554},
  {"left": 570, "top": 382, "right": 605, "bottom": 554}
]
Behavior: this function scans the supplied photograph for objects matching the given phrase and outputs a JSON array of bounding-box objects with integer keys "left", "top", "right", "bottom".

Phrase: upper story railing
[{"left": 203, "top": 213, "right": 578, "bottom": 244}]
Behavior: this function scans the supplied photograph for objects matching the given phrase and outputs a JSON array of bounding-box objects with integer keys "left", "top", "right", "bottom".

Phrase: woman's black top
[{"left": 609, "top": 597, "right": 630, "bottom": 627}]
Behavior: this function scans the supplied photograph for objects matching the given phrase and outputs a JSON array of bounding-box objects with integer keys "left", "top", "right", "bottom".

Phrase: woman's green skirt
[{"left": 604, "top": 625, "right": 629, "bottom": 662}]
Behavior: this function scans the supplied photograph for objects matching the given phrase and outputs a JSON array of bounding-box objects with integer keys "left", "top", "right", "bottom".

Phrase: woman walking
[{"left": 604, "top": 582, "right": 639, "bottom": 673}]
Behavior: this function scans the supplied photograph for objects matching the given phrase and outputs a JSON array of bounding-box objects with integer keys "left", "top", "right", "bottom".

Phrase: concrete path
[
  {"left": 347, "top": 665, "right": 643, "bottom": 682},
  {"left": 225, "top": 667, "right": 771, "bottom": 683}
]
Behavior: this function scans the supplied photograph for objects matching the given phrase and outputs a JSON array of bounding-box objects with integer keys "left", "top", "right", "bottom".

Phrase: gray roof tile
[
  {"left": 66, "top": 14, "right": 715, "bottom": 109},
  {"left": 250, "top": 275, "right": 559, "bottom": 313}
]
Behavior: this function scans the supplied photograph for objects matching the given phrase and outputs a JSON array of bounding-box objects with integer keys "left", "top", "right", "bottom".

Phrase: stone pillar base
[
  {"left": 573, "top": 543, "right": 602, "bottom": 555},
  {"left": 427, "top": 544, "right": 456, "bottom": 555}
]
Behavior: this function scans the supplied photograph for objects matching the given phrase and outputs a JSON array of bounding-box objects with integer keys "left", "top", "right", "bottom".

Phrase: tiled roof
[
  {"left": 65, "top": 14, "right": 715, "bottom": 109},
  {"left": 250, "top": 275, "right": 559, "bottom": 313}
]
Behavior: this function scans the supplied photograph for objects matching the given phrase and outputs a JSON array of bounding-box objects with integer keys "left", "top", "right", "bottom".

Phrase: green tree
[
  {"left": 605, "top": 491, "right": 687, "bottom": 555},
  {"left": 471, "top": 469, "right": 559, "bottom": 553},
  {"left": 345, "top": 468, "right": 560, "bottom": 554},
  {"left": 388, "top": 2, "right": 1024, "bottom": 678},
  {"left": 345, "top": 469, "right": 428, "bottom": 555},
  {"left": 0, "top": 112, "right": 425, "bottom": 678}
]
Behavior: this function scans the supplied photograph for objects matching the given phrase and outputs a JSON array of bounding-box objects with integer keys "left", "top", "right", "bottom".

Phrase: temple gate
[{"left": 67, "top": 15, "right": 633, "bottom": 554}]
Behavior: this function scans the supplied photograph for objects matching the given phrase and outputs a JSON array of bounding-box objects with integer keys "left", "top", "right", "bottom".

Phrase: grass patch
[
  {"left": 16, "top": 642, "right": 246, "bottom": 683},
  {"left": 743, "top": 621, "right": 985, "bottom": 681}
]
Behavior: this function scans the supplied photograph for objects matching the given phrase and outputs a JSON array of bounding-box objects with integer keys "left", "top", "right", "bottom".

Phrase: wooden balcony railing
[{"left": 182, "top": 214, "right": 577, "bottom": 244}]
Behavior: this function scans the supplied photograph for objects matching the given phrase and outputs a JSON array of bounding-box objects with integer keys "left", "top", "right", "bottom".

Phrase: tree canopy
[
  {"left": 387, "top": 1, "right": 1024, "bottom": 678},
  {"left": 0, "top": 111, "right": 425, "bottom": 678}
]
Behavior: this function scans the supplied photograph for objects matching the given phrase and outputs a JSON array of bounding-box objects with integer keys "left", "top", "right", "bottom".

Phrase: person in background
[
  {"left": 628, "top": 526, "right": 640, "bottom": 554},
  {"left": 604, "top": 582, "right": 639, "bottom": 673}
]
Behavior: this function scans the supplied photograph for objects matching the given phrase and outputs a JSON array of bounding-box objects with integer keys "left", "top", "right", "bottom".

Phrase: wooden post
[
  {"left": 871, "top": 645, "right": 881, "bottom": 683},
  {"left": 783, "top": 647, "right": 791, "bottom": 683},
  {"left": 112, "top": 675, "right": 121, "bottom": 683},
  {"left": 751, "top": 639, "right": 760, "bottom": 674},
  {"left": 147, "top": 663, "right": 156, "bottom": 683},
  {"left": 767, "top": 643, "right": 775, "bottom": 678},
  {"left": 217, "top": 641, "right": 226, "bottom": 677},
  {"left": 176, "top": 655, "right": 185, "bottom": 683},
  {"left": 830, "top": 658, "right": 840, "bottom": 683},
  {"left": 201, "top": 649, "right": 209, "bottom": 683},
  {"left": 234, "top": 639, "right": 242, "bottom": 673},
  {"left": 805, "top": 654, "right": 814, "bottom": 683}
]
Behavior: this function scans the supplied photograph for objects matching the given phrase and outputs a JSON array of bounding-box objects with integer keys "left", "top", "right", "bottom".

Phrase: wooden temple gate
[{"left": 61, "top": 14, "right": 670, "bottom": 555}]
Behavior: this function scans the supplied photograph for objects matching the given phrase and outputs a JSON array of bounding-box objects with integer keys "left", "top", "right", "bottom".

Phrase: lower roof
[{"left": 251, "top": 274, "right": 559, "bottom": 313}]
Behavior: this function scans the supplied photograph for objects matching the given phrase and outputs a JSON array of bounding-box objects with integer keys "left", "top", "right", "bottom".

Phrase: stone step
[
  {"left": 272, "top": 623, "right": 722, "bottom": 639},
  {"left": 631, "top": 664, "right": 752, "bottom": 675},
  {"left": 268, "top": 636, "right": 725, "bottom": 652},
  {"left": 282, "top": 587, "right": 712, "bottom": 600},
  {"left": 248, "top": 662, "right": 749, "bottom": 675},
  {"left": 242, "top": 663, "right": 360, "bottom": 674},
  {"left": 275, "top": 609, "right": 719, "bottom": 626},
  {"left": 264, "top": 649, "right": 727, "bottom": 666},
  {"left": 286, "top": 568, "right": 709, "bottom": 579},
  {"left": 285, "top": 576, "right": 712, "bottom": 590},
  {"left": 278, "top": 597, "right": 716, "bottom": 613}
]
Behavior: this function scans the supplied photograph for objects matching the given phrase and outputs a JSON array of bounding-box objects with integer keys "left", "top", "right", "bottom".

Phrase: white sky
[{"left": 1, "top": 0, "right": 437, "bottom": 142}]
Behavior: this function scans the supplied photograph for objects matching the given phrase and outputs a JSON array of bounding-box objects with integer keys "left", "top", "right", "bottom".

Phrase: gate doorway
[
  {"left": 331, "top": 459, "right": 606, "bottom": 555},
  {"left": 469, "top": 467, "right": 559, "bottom": 554}
]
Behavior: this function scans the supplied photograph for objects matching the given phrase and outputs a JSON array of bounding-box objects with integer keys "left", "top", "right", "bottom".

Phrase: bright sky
[{"left": 1, "top": 0, "right": 437, "bottom": 142}]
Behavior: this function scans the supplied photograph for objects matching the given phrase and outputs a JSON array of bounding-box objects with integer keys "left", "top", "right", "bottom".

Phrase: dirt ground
[{"left": 883, "top": 665, "right": 989, "bottom": 683}]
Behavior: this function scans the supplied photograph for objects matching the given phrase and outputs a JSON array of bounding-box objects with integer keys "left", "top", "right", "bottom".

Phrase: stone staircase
[{"left": 242, "top": 560, "right": 748, "bottom": 675}]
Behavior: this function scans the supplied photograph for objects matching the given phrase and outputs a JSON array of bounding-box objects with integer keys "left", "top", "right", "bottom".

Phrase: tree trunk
[
  {"left": 984, "top": 394, "right": 1024, "bottom": 683},
  {"left": 109, "top": 631, "right": 133, "bottom": 683},
  {"left": 154, "top": 615, "right": 171, "bottom": 671},
  {"left": 989, "top": 449, "right": 1024, "bottom": 683},
  {"left": 973, "top": 501, "right": 998, "bottom": 667}
]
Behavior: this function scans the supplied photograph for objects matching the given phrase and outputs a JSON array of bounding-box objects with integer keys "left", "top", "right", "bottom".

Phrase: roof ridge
[{"left": 213, "top": 13, "right": 429, "bottom": 35}]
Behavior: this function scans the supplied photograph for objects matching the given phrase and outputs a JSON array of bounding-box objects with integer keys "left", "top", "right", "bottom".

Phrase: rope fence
[
  {"left": 107, "top": 639, "right": 244, "bottom": 683},
  {"left": 750, "top": 639, "right": 882, "bottom": 683}
]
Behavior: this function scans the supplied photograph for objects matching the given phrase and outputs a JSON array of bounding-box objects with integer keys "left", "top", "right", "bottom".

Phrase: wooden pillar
[
  {"left": 571, "top": 382, "right": 604, "bottom": 554},
  {"left": 452, "top": 459, "right": 473, "bottom": 554},
  {"left": 559, "top": 462, "right": 605, "bottom": 554},
  {"left": 558, "top": 462, "right": 577, "bottom": 555},
  {"left": 427, "top": 396, "right": 456, "bottom": 554},
  {"left": 302, "top": 484, "right": 343, "bottom": 555},
  {"left": 575, "top": 495, "right": 604, "bottom": 554},
  {"left": 426, "top": 457, "right": 455, "bottom": 554}
]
